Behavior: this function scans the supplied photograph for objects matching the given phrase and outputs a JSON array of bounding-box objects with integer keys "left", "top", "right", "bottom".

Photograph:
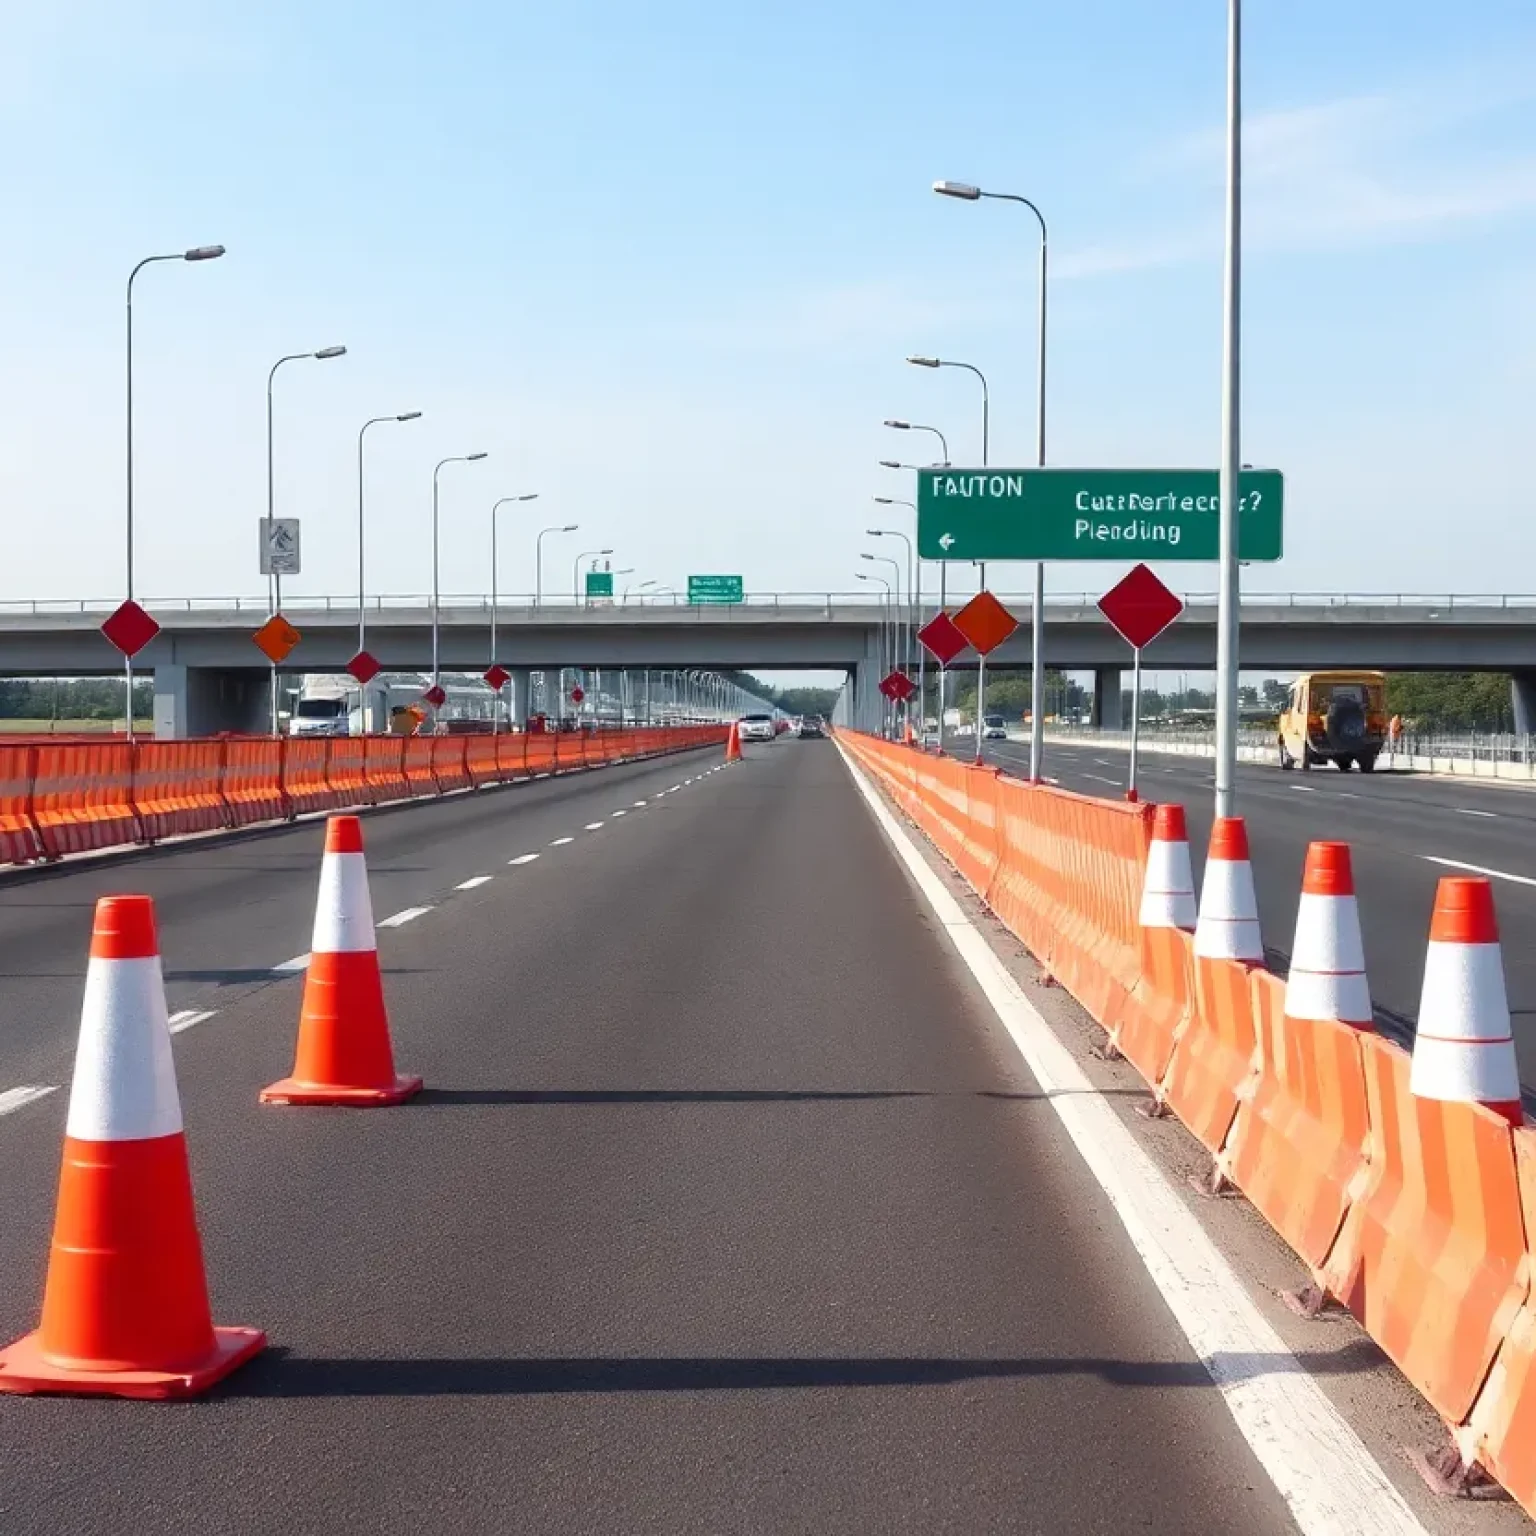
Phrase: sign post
[
  {"left": 952, "top": 592, "right": 1019, "bottom": 764},
  {"left": 1096, "top": 563, "right": 1185, "bottom": 801},
  {"left": 259, "top": 518, "right": 302, "bottom": 734},
  {"left": 687, "top": 575, "right": 744, "bottom": 605}
]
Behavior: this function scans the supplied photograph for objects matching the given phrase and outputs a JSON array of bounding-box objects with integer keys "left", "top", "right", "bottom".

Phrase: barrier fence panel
[
  {"left": 465, "top": 737, "right": 500, "bottom": 789},
  {"left": 403, "top": 738, "right": 438, "bottom": 797},
  {"left": 133, "top": 741, "right": 227, "bottom": 841},
  {"left": 283, "top": 739, "right": 339, "bottom": 816},
  {"left": 222, "top": 738, "right": 287, "bottom": 825},
  {"left": 432, "top": 737, "right": 471, "bottom": 794},
  {"left": 497, "top": 732, "right": 533, "bottom": 781},
  {"left": 30, "top": 742, "right": 140, "bottom": 856},
  {"left": 327, "top": 737, "right": 373, "bottom": 809},
  {"left": 0, "top": 744, "right": 42, "bottom": 864},
  {"left": 364, "top": 737, "right": 410, "bottom": 803},
  {"left": 1160, "top": 956, "right": 1261, "bottom": 1157}
]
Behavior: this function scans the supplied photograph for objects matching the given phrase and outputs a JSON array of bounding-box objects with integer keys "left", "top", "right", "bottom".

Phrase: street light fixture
[
  {"left": 123, "top": 242, "right": 226, "bottom": 739},
  {"left": 357, "top": 411, "right": 423, "bottom": 661},
  {"left": 882, "top": 418, "right": 950, "bottom": 466},
  {"left": 489, "top": 493, "right": 540, "bottom": 733},
  {"left": 934, "top": 175, "right": 1049, "bottom": 780},
  {"left": 265, "top": 343, "right": 349, "bottom": 732},
  {"left": 535, "top": 524, "right": 578, "bottom": 608},
  {"left": 432, "top": 453, "right": 489, "bottom": 689}
]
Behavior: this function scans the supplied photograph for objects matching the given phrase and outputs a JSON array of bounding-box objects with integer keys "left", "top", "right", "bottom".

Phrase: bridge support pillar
[
  {"left": 1512, "top": 673, "right": 1536, "bottom": 737},
  {"left": 1091, "top": 667, "right": 1123, "bottom": 731},
  {"left": 509, "top": 668, "right": 533, "bottom": 728}
]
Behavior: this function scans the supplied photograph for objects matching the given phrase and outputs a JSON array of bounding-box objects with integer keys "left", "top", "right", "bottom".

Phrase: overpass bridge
[{"left": 4, "top": 590, "right": 1536, "bottom": 734}]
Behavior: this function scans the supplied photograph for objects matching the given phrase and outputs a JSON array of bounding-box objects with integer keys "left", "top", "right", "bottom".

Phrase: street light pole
[
  {"left": 357, "top": 411, "right": 422, "bottom": 661},
  {"left": 856, "top": 571, "right": 892, "bottom": 733},
  {"left": 124, "top": 243, "right": 225, "bottom": 739},
  {"left": 490, "top": 493, "right": 539, "bottom": 733},
  {"left": 266, "top": 344, "right": 348, "bottom": 734},
  {"left": 432, "top": 452, "right": 489, "bottom": 691},
  {"left": 934, "top": 179, "right": 1049, "bottom": 780},
  {"left": 883, "top": 419, "right": 950, "bottom": 466},
  {"left": 536, "top": 523, "right": 579, "bottom": 609},
  {"left": 1215, "top": 0, "right": 1243, "bottom": 819}
]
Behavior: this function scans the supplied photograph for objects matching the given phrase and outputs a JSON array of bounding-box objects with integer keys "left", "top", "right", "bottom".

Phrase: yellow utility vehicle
[{"left": 1277, "top": 671, "right": 1387, "bottom": 773}]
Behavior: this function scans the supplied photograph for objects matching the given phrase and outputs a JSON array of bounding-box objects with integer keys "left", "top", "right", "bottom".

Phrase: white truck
[{"left": 287, "top": 676, "right": 353, "bottom": 738}]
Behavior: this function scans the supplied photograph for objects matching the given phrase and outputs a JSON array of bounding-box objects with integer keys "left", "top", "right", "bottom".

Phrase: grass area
[{"left": 0, "top": 718, "right": 152, "bottom": 734}]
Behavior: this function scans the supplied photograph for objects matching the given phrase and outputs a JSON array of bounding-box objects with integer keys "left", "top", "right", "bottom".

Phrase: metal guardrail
[{"left": 4, "top": 592, "right": 1536, "bottom": 618}]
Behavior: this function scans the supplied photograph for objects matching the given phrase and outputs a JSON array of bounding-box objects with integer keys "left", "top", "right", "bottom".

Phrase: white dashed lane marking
[
  {"left": 168, "top": 1009, "right": 218, "bottom": 1035},
  {"left": 509, "top": 854, "right": 540, "bottom": 866},
  {"left": 456, "top": 876, "right": 495, "bottom": 890},
  {"left": 584, "top": 822, "right": 604, "bottom": 831},
  {"left": 611, "top": 810, "right": 628, "bottom": 817},
  {"left": 1456, "top": 808, "right": 1496, "bottom": 819},
  {"left": 1423, "top": 856, "right": 1536, "bottom": 889},
  {"left": 378, "top": 907, "right": 432, "bottom": 929},
  {"left": 0, "top": 1085, "right": 57, "bottom": 1117},
  {"left": 550, "top": 837, "right": 574, "bottom": 847}
]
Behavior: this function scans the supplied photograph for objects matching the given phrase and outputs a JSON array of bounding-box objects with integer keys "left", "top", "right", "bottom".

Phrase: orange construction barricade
[
  {"left": 432, "top": 737, "right": 471, "bottom": 793},
  {"left": 30, "top": 742, "right": 140, "bottom": 856},
  {"left": 403, "top": 737, "right": 438, "bottom": 797},
  {"left": 221, "top": 738, "right": 287, "bottom": 825},
  {"left": 281, "top": 739, "right": 340, "bottom": 816},
  {"left": 496, "top": 732, "right": 531, "bottom": 781},
  {"left": 132, "top": 741, "right": 228, "bottom": 842},
  {"left": 325, "top": 737, "right": 372, "bottom": 810},
  {"left": 0, "top": 743, "right": 42, "bottom": 863},
  {"left": 364, "top": 736, "right": 410, "bottom": 803},
  {"left": 464, "top": 737, "right": 500, "bottom": 789}
]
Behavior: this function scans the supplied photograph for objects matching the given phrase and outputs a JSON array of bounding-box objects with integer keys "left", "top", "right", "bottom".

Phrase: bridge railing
[{"left": 5, "top": 591, "right": 1536, "bottom": 617}]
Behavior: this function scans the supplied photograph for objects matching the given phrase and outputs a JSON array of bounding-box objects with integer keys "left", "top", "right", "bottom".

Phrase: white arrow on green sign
[{"left": 916, "top": 466, "right": 1284, "bottom": 562}]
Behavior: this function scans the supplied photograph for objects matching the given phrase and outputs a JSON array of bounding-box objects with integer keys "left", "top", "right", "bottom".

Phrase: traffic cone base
[
  {"left": 0, "top": 1322, "right": 266, "bottom": 1400},
  {"left": 261, "top": 1074, "right": 422, "bottom": 1107}
]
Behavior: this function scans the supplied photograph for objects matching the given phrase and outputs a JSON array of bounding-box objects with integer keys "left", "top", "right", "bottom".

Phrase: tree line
[{"left": 0, "top": 679, "right": 154, "bottom": 722}]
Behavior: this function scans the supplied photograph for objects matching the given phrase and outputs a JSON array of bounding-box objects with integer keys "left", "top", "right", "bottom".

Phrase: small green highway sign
[
  {"left": 688, "top": 574, "right": 744, "bottom": 604},
  {"left": 916, "top": 467, "right": 1283, "bottom": 563},
  {"left": 584, "top": 570, "right": 614, "bottom": 598}
]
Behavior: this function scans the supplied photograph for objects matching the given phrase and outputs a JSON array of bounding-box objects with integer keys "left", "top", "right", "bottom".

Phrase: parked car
[{"left": 738, "top": 712, "right": 776, "bottom": 742}]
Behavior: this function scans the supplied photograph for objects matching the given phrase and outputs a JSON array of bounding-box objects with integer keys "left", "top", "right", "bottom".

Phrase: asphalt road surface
[
  {"left": 0, "top": 735, "right": 1300, "bottom": 1534},
  {"left": 972, "top": 732, "right": 1536, "bottom": 1096}
]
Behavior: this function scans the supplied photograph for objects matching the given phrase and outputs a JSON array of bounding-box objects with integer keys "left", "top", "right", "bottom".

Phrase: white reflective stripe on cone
[
  {"left": 1285, "top": 968, "right": 1373, "bottom": 1026},
  {"left": 1194, "top": 860, "right": 1262, "bottom": 961},
  {"left": 1409, "top": 1034, "right": 1521, "bottom": 1104},
  {"left": 311, "top": 850, "right": 378, "bottom": 953},
  {"left": 1139, "top": 842, "right": 1196, "bottom": 931},
  {"left": 1416, "top": 941, "right": 1510, "bottom": 1042},
  {"left": 65, "top": 955, "right": 183, "bottom": 1142},
  {"left": 1291, "top": 893, "right": 1366, "bottom": 972}
]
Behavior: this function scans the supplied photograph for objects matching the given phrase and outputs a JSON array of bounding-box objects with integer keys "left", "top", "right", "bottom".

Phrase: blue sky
[{"left": 3, "top": 0, "right": 1535, "bottom": 618}]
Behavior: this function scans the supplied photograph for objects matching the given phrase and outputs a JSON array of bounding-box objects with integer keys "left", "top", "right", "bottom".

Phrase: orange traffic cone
[
  {"left": 1409, "top": 877, "right": 1521, "bottom": 1126},
  {"left": 1138, "top": 804, "right": 1196, "bottom": 932},
  {"left": 724, "top": 722, "right": 743, "bottom": 763},
  {"left": 1285, "top": 842, "right": 1371, "bottom": 1030},
  {"left": 261, "top": 815, "right": 421, "bottom": 1106},
  {"left": 0, "top": 895, "right": 264, "bottom": 1398},
  {"left": 1193, "top": 816, "right": 1263, "bottom": 962}
]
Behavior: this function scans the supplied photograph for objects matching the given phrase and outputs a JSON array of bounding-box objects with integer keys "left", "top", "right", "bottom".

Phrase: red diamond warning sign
[
  {"left": 953, "top": 591, "right": 1019, "bottom": 657},
  {"left": 422, "top": 684, "right": 447, "bottom": 709},
  {"left": 570, "top": 685, "right": 586, "bottom": 704},
  {"left": 484, "top": 664, "right": 511, "bottom": 692},
  {"left": 880, "top": 670, "right": 916, "bottom": 702},
  {"left": 1097, "top": 563, "right": 1184, "bottom": 651},
  {"left": 101, "top": 599, "right": 160, "bottom": 659},
  {"left": 347, "top": 650, "right": 383, "bottom": 687},
  {"left": 917, "top": 611, "right": 968, "bottom": 667}
]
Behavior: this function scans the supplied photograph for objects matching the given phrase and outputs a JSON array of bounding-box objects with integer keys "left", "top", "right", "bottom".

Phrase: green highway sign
[
  {"left": 916, "top": 467, "right": 1284, "bottom": 563},
  {"left": 584, "top": 570, "right": 614, "bottom": 598},
  {"left": 688, "top": 574, "right": 744, "bottom": 604}
]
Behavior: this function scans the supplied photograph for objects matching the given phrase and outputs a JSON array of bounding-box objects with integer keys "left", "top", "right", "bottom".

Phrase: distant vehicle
[
  {"left": 738, "top": 712, "right": 776, "bottom": 743},
  {"left": 982, "top": 713, "right": 1007, "bottom": 741},
  {"left": 289, "top": 678, "right": 352, "bottom": 738},
  {"left": 797, "top": 717, "right": 824, "bottom": 738},
  {"left": 1278, "top": 671, "right": 1387, "bottom": 772}
]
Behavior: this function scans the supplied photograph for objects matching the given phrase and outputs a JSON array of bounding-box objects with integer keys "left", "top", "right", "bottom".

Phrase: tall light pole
[
  {"left": 491, "top": 493, "right": 539, "bottom": 733},
  {"left": 863, "top": 550, "right": 905, "bottom": 731},
  {"left": 626, "top": 578, "right": 657, "bottom": 602},
  {"left": 573, "top": 547, "right": 613, "bottom": 601},
  {"left": 267, "top": 344, "right": 347, "bottom": 734},
  {"left": 867, "top": 520, "right": 914, "bottom": 687},
  {"left": 1215, "top": 0, "right": 1243, "bottom": 818},
  {"left": 536, "top": 523, "right": 578, "bottom": 608},
  {"left": 935, "top": 178, "right": 1049, "bottom": 781},
  {"left": 124, "top": 243, "right": 225, "bottom": 740},
  {"left": 432, "top": 453, "right": 489, "bottom": 689},
  {"left": 357, "top": 411, "right": 422, "bottom": 662},
  {"left": 883, "top": 419, "right": 950, "bottom": 466},
  {"left": 856, "top": 571, "right": 893, "bottom": 734}
]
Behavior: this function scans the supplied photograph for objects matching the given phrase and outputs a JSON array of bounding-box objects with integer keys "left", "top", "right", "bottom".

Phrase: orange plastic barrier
[
  {"left": 0, "top": 744, "right": 42, "bottom": 864},
  {"left": 403, "top": 738, "right": 438, "bottom": 797},
  {"left": 31, "top": 743, "right": 140, "bottom": 856},
  {"left": 1321, "top": 1033, "right": 1526, "bottom": 1424},
  {"left": 432, "top": 737, "right": 471, "bottom": 794},
  {"left": 282, "top": 739, "right": 340, "bottom": 816},
  {"left": 497, "top": 732, "right": 532, "bottom": 780},
  {"left": 1225, "top": 970, "right": 1371, "bottom": 1271},
  {"left": 1113, "top": 924, "right": 1194, "bottom": 1088},
  {"left": 222, "top": 739, "right": 286, "bottom": 825},
  {"left": 1471, "top": 1130, "right": 1536, "bottom": 1510},
  {"left": 132, "top": 742, "right": 228, "bottom": 841},
  {"left": 364, "top": 737, "right": 409, "bottom": 803},
  {"left": 1159, "top": 956, "right": 1260, "bottom": 1157},
  {"left": 326, "top": 737, "right": 373, "bottom": 809}
]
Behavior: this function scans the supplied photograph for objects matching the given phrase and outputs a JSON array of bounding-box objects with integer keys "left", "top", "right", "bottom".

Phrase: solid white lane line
[
  {"left": 274, "top": 954, "right": 310, "bottom": 974},
  {"left": 456, "top": 875, "right": 495, "bottom": 890},
  {"left": 1422, "top": 855, "right": 1536, "bottom": 889},
  {"left": 0, "top": 1085, "right": 57, "bottom": 1117},
  {"left": 168, "top": 1009, "right": 218, "bottom": 1036},
  {"left": 378, "top": 906, "right": 432, "bottom": 928},
  {"left": 1456, "top": 808, "right": 1497, "bottom": 819},
  {"left": 509, "top": 853, "right": 541, "bottom": 866},
  {"left": 550, "top": 837, "right": 575, "bottom": 846},
  {"left": 837, "top": 739, "right": 1426, "bottom": 1536},
  {"left": 585, "top": 821, "right": 605, "bottom": 831}
]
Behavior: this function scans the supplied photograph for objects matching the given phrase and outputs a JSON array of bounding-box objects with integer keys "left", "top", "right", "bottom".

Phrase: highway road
[
  {"left": 972, "top": 734, "right": 1536, "bottom": 1097},
  {"left": 0, "top": 735, "right": 1313, "bottom": 1533}
]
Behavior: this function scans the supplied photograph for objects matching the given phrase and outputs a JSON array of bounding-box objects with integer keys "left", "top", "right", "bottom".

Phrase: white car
[
  {"left": 737, "top": 713, "right": 776, "bottom": 742},
  {"left": 982, "top": 714, "right": 1008, "bottom": 741},
  {"left": 288, "top": 697, "right": 351, "bottom": 737}
]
